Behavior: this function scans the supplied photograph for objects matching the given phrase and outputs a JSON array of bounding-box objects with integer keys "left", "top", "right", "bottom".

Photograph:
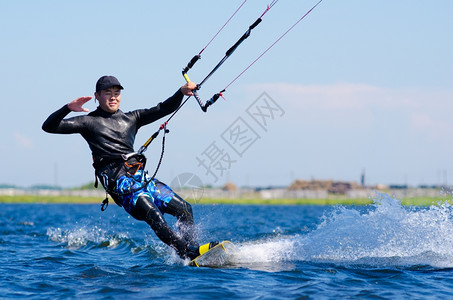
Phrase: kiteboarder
[{"left": 42, "top": 75, "right": 217, "bottom": 260}]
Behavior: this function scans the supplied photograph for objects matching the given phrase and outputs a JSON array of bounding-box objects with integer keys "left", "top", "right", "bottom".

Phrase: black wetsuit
[{"left": 42, "top": 90, "right": 198, "bottom": 258}]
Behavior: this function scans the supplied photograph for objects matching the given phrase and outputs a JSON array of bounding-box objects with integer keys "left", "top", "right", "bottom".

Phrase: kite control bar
[
  {"left": 182, "top": 68, "right": 224, "bottom": 112},
  {"left": 182, "top": 2, "right": 276, "bottom": 112}
]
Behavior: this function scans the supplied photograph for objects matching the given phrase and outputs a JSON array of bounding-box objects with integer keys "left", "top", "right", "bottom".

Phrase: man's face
[{"left": 95, "top": 86, "right": 122, "bottom": 113}]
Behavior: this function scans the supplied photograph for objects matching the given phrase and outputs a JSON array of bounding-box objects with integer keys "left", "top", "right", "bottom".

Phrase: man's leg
[
  {"left": 142, "top": 179, "right": 218, "bottom": 259},
  {"left": 163, "top": 194, "right": 198, "bottom": 247},
  {"left": 150, "top": 180, "right": 199, "bottom": 246},
  {"left": 158, "top": 191, "right": 218, "bottom": 258},
  {"left": 131, "top": 193, "right": 197, "bottom": 259}
]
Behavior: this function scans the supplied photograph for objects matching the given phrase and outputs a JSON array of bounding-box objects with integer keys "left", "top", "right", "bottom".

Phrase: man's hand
[
  {"left": 180, "top": 81, "right": 197, "bottom": 96},
  {"left": 67, "top": 96, "right": 92, "bottom": 112}
]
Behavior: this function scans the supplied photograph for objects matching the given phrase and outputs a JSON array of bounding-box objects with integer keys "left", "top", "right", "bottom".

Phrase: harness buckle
[{"left": 121, "top": 152, "right": 138, "bottom": 161}]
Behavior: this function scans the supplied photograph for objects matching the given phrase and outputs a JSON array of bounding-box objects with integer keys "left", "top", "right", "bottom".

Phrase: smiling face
[{"left": 95, "top": 86, "right": 122, "bottom": 113}]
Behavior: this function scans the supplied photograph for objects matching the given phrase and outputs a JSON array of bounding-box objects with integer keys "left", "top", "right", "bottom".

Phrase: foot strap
[{"left": 199, "top": 243, "right": 211, "bottom": 256}]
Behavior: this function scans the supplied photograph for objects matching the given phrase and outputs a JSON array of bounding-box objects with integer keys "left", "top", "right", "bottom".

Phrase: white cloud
[
  {"left": 410, "top": 112, "right": 453, "bottom": 140},
  {"left": 244, "top": 82, "right": 453, "bottom": 139},
  {"left": 13, "top": 132, "right": 33, "bottom": 148}
]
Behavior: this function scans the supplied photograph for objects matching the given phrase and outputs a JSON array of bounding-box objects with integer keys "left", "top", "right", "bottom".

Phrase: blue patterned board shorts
[{"left": 113, "top": 170, "right": 175, "bottom": 214}]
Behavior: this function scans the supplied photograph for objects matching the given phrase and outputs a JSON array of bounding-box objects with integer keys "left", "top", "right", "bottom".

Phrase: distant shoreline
[{"left": 0, "top": 195, "right": 450, "bottom": 206}]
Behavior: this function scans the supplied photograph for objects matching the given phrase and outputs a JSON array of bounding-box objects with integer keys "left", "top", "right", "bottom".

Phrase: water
[{"left": 2, "top": 193, "right": 453, "bottom": 299}]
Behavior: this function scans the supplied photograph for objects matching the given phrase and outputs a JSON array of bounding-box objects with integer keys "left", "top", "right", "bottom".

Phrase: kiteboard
[{"left": 189, "top": 241, "right": 235, "bottom": 267}]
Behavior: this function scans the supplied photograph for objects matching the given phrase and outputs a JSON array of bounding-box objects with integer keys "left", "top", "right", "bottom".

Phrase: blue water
[{"left": 2, "top": 193, "right": 453, "bottom": 299}]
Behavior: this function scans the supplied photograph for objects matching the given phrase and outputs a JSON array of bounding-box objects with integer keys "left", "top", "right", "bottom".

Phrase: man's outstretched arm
[{"left": 42, "top": 96, "right": 92, "bottom": 133}]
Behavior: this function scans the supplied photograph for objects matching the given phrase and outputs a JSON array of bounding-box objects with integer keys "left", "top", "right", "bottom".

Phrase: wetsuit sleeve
[
  {"left": 42, "top": 104, "right": 83, "bottom": 134},
  {"left": 135, "top": 89, "right": 184, "bottom": 127}
]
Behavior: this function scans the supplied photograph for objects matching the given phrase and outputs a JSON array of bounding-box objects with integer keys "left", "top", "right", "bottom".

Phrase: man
[{"left": 43, "top": 75, "right": 217, "bottom": 260}]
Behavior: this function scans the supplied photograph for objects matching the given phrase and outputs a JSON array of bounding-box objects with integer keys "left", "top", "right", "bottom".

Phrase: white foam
[
  {"left": 46, "top": 225, "right": 125, "bottom": 249},
  {"left": 231, "top": 238, "right": 296, "bottom": 264},
  {"left": 228, "top": 193, "right": 453, "bottom": 268}
]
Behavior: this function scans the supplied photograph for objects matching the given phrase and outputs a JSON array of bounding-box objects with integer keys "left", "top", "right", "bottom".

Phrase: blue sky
[{"left": 1, "top": 0, "right": 452, "bottom": 188}]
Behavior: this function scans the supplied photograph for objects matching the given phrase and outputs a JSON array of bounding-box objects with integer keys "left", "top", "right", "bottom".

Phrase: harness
[{"left": 93, "top": 153, "right": 152, "bottom": 211}]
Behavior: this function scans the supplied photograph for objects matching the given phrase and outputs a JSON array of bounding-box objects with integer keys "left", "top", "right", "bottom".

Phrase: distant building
[
  {"left": 288, "top": 179, "right": 364, "bottom": 195},
  {"left": 222, "top": 182, "right": 238, "bottom": 191}
]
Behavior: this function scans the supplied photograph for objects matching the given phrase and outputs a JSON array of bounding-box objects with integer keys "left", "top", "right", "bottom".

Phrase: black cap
[{"left": 95, "top": 75, "right": 124, "bottom": 92}]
